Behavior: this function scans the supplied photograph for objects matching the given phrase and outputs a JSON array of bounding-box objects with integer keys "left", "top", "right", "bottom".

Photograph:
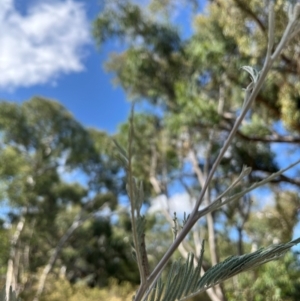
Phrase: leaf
[
  {"left": 145, "top": 241, "right": 205, "bottom": 301},
  {"left": 241, "top": 66, "right": 260, "bottom": 83},
  {"left": 196, "top": 237, "right": 300, "bottom": 292},
  {"left": 145, "top": 238, "right": 300, "bottom": 301},
  {"left": 113, "top": 138, "right": 129, "bottom": 166}
]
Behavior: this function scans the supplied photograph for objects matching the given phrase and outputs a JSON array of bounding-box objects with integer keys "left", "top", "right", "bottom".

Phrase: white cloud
[
  {"left": 149, "top": 193, "right": 195, "bottom": 215},
  {"left": 0, "top": 0, "right": 91, "bottom": 90}
]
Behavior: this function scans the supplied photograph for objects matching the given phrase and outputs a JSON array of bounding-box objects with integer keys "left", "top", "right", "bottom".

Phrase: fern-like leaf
[
  {"left": 188, "top": 237, "right": 300, "bottom": 299},
  {"left": 145, "top": 241, "right": 205, "bottom": 301},
  {"left": 145, "top": 238, "right": 300, "bottom": 301}
]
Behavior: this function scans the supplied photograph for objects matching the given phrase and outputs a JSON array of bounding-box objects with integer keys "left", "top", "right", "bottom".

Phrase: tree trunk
[
  {"left": 6, "top": 214, "right": 26, "bottom": 301},
  {"left": 33, "top": 216, "right": 83, "bottom": 301},
  {"left": 33, "top": 203, "right": 107, "bottom": 301}
]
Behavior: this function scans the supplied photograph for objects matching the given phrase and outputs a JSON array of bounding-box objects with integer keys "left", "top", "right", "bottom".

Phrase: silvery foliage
[{"left": 113, "top": 2, "right": 300, "bottom": 301}]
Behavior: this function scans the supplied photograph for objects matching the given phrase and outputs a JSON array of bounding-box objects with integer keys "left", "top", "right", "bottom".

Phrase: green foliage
[
  {"left": 279, "top": 82, "right": 300, "bottom": 131},
  {"left": 240, "top": 113, "right": 272, "bottom": 137},
  {"left": 57, "top": 209, "right": 139, "bottom": 287},
  {"left": 146, "top": 246, "right": 204, "bottom": 301},
  {"left": 117, "top": 110, "right": 300, "bottom": 301},
  {"left": 165, "top": 81, "right": 221, "bottom": 130},
  {"left": 115, "top": 113, "right": 180, "bottom": 198},
  {"left": 0, "top": 227, "right": 9, "bottom": 274},
  {"left": 243, "top": 190, "right": 300, "bottom": 247},
  {"left": 226, "top": 253, "right": 300, "bottom": 301},
  {"left": 1, "top": 0, "right": 300, "bottom": 300},
  {"left": 0, "top": 97, "right": 139, "bottom": 298},
  {"left": 94, "top": 2, "right": 181, "bottom": 56},
  {"left": 143, "top": 238, "right": 300, "bottom": 301},
  {"left": 29, "top": 278, "right": 134, "bottom": 301},
  {"left": 98, "top": 1, "right": 300, "bottom": 301},
  {"left": 198, "top": 238, "right": 300, "bottom": 289}
]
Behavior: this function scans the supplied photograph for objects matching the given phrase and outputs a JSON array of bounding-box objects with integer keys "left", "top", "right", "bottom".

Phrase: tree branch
[
  {"left": 237, "top": 131, "right": 300, "bottom": 143},
  {"left": 33, "top": 203, "right": 107, "bottom": 301}
]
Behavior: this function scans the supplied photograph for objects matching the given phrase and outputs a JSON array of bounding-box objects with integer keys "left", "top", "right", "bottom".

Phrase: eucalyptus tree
[
  {"left": 0, "top": 97, "right": 138, "bottom": 300},
  {"left": 95, "top": 1, "right": 300, "bottom": 300}
]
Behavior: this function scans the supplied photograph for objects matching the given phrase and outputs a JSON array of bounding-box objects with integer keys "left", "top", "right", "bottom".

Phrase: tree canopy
[
  {"left": 93, "top": 1, "right": 300, "bottom": 300},
  {"left": 1, "top": 1, "right": 300, "bottom": 300},
  {"left": 0, "top": 97, "right": 139, "bottom": 300}
]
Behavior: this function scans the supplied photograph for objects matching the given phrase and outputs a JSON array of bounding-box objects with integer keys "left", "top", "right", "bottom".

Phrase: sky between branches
[{"left": 0, "top": 0, "right": 299, "bottom": 242}]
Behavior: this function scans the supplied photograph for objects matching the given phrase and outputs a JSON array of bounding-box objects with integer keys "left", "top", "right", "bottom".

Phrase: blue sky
[
  {"left": 0, "top": 0, "right": 202, "bottom": 133},
  {"left": 0, "top": 0, "right": 130, "bottom": 133},
  {"left": 0, "top": 0, "right": 208, "bottom": 211}
]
